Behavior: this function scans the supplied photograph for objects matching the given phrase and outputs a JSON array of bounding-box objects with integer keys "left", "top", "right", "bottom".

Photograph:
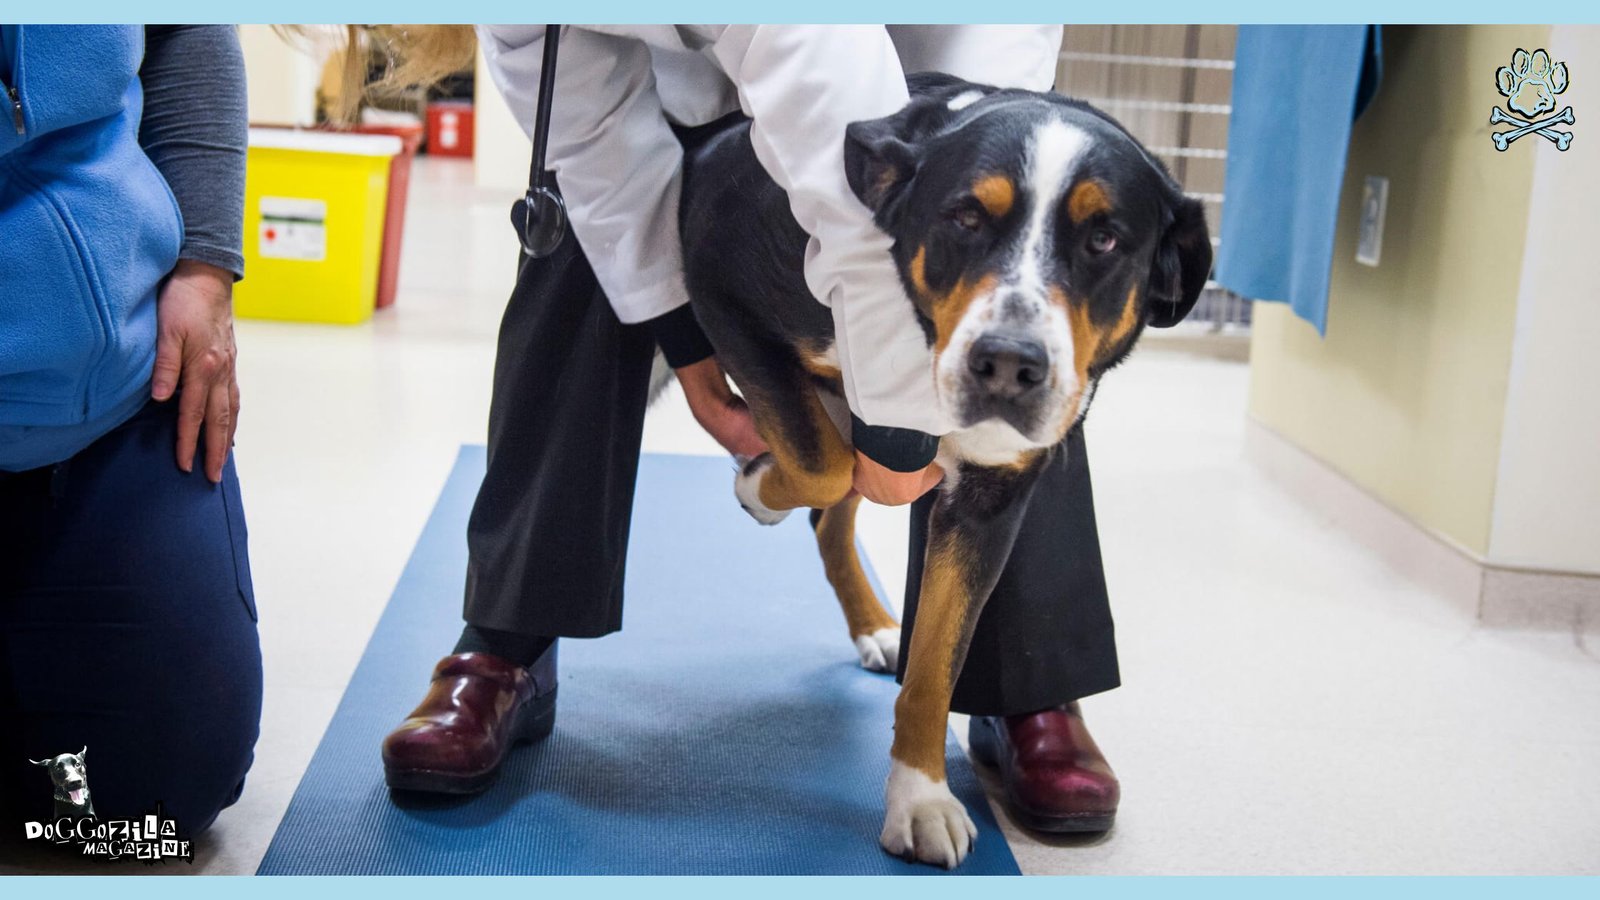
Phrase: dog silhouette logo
[
  {"left": 1491, "top": 48, "right": 1574, "bottom": 151},
  {"left": 30, "top": 747, "right": 95, "bottom": 819}
]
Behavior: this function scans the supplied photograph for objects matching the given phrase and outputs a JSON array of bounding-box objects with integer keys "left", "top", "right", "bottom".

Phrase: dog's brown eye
[
  {"left": 948, "top": 206, "right": 985, "bottom": 232},
  {"left": 1087, "top": 229, "right": 1117, "bottom": 254}
]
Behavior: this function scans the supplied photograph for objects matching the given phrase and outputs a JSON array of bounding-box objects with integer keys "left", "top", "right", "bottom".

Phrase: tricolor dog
[
  {"left": 678, "top": 74, "right": 1211, "bottom": 867},
  {"left": 31, "top": 746, "right": 96, "bottom": 819}
]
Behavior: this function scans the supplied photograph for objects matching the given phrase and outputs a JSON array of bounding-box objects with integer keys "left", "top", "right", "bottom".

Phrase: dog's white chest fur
[{"left": 938, "top": 420, "right": 1038, "bottom": 470}]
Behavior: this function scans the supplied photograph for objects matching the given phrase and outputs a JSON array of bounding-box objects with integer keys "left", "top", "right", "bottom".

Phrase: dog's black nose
[{"left": 968, "top": 334, "right": 1049, "bottom": 399}]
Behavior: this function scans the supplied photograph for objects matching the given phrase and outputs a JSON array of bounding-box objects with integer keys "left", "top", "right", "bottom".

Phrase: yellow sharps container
[{"left": 235, "top": 128, "right": 402, "bottom": 325}]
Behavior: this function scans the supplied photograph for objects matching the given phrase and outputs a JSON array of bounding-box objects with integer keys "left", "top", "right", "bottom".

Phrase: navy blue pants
[{"left": 0, "top": 399, "right": 262, "bottom": 843}]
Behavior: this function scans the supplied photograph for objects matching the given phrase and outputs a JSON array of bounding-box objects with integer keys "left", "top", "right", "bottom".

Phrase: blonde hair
[{"left": 277, "top": 25, "right": 478, "bottom": 122}]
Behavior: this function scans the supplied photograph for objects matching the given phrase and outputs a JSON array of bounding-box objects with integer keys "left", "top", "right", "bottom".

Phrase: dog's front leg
[{"left": 881, "top": 458, "right": 1043, "bottom": 868}]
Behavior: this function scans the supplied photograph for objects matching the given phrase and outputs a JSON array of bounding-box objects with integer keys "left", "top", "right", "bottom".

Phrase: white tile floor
[{"left": 7, "top": 158, "right": 1597, "bottom": 875}]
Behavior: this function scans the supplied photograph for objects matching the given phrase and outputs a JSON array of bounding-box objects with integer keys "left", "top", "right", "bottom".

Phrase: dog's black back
[{"left": 678, "top": 114, "right": 834, "bottom": 379}]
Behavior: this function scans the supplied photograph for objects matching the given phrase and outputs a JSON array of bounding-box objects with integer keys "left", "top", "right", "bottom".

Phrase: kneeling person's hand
[{"left": 151, "top": 259, "right": 239, "bottom": 484}]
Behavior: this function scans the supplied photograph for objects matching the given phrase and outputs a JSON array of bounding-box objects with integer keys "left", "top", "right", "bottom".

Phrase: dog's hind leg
[
  {"left": 733, "top": 376, "right": 855, "bottom": 524},
  {"left": 881, "top": 458, "right": 1043, "bottom": 868},
  {"left": 810, "top": 495, "right": 902, "bottom": 672}
]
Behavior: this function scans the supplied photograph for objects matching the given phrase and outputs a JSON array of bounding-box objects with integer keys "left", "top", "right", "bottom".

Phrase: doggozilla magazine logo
[{"left": 22, "top": 747, "right": 194, "bottom": 864}]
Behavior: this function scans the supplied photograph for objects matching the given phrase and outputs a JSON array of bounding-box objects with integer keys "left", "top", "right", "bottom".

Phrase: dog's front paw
[
  {"left": 853, "top": 627, "right": 901, "bottom": 673},
  {"left": 734, "top": 454, "right": 791, "bottom": 525},
  {"left": 880, "top": 761, "right": 977, "bottom": 869}
]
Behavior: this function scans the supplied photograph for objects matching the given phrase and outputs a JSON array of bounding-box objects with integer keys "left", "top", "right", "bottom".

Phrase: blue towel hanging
[{"left": 1215, "top": 25, "right": 1383, "bottom": 335}]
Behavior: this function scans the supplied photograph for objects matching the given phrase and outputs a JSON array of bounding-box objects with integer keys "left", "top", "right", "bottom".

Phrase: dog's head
[
  {"left": 846, "top": 75, "right": 1211, "bottom": 453},
  {"left": 31, "top": 747, "right": 90, "bottom": 806}
]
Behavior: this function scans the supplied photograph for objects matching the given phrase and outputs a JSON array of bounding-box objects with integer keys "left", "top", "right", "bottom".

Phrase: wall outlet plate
[{"left": 1356, "top": 175, "right": 1389, "bottom": 267}]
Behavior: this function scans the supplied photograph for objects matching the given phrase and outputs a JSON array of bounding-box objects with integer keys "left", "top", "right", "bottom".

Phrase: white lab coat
[{"left": 478, "top": 24, "right": 1062, "bottom": 437}]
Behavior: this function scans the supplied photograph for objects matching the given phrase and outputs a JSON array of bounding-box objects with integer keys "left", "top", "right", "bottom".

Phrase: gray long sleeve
[{"left": 137, "top": 25, "right": 248, "bottom": 280}]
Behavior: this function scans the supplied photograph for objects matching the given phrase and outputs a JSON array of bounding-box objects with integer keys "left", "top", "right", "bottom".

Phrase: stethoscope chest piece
[{"left": 514, "top": 185, "right": 567, "bottom": 259}]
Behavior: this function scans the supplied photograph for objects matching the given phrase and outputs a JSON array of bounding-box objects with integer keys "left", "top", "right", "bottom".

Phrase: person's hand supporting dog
[
  {"left": 678, "top": 353, "right": 942, "bottom": 504},
  {"left": 852, "top": 453, "right": 943, "bottom": 506},
  {"left": 675, "top": 357, "right": 769, "bottom": 461}
]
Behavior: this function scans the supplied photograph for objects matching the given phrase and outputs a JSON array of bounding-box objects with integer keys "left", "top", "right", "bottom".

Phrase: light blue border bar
[
  {"left": 11, "top": 3, "right": 1600, "bottom": 24},
  {"left": 7, "top": 5, "right": 1595, "bottom": 894},
  {"left": 13, "top": 875, "right": 1600, "bottom": 894}
]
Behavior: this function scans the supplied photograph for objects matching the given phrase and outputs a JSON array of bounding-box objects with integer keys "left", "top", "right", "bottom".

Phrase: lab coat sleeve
[
  {"left": 886, "top": 25, "right": 1063, "bottom": 91},
  {"left": 477, "top": 25, "right": 690, "bottom": 326},
  {"left": 711, "top": 26, "right": 950, "bottom": 461}
]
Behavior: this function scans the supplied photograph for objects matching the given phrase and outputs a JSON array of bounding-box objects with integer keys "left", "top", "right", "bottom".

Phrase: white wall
[
  {"left": 238, "top": 25, "right": 321, "bottom": 127},
  {"left": 1488, "top": 25, "right": 1600, "bottom": 575},
  {"left": 473, "top": 49, "right": 531, "bottom": 192},
  {"left": 242, "top": 29, "right": 527, "bottom": 191}
]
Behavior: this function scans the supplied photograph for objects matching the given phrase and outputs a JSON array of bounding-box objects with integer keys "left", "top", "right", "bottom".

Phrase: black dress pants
[
  {"left": 462, "top": 201, "right": 1120, "bottom": 716},
  {"left": 899, "top": 427, "right": 1121, "bottom": 715},
  {"left": 462, "top": 219, "right": 658, "bottom": 638}
]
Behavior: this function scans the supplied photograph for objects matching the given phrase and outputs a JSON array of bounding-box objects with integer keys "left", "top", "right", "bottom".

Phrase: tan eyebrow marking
[
  {"left": 1067, "top": 179, "right": 1112, "bottom": 224},
  {"left": 971, "top": 174, "right": 1015, "bottom": 218}
]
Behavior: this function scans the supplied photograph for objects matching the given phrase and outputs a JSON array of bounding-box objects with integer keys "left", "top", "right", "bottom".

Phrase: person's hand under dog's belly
[{"left": 851, "top": 452, "right": 943, "bottom": 506}]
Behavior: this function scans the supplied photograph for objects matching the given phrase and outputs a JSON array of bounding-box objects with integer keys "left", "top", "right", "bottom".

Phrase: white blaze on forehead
[
  {"left": 946, "top": 90, "right": 985, "bottom": 111},
  {"left": 1004, "top": 117, "right": 1090, "bottom": 407},
  {"left": 1017, "top": 117, "right": 1090, "bottom": 297}
]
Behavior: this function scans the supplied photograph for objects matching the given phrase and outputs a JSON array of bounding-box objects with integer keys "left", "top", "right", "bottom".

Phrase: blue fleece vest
[{"left": 0, "top": 25, "right": 183, "bottom": 471}]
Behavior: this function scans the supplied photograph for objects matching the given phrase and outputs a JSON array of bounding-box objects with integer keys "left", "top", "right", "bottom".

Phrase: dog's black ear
[
  {"left": 844, "top": 117, "right": 919, "bottom": 217},
  {"left": 80, "top": 746, "right": 87, "bottom": 764},
  {"left": 847, "top": 77, "right": 1002, "bottom": 220},
  {"left": 1146, "top": 194, "right": 1212, "bottom": 328},
  {"left": 845, "top": 77, "right": 997, "bottom": 216},
  {"left": 29, "top": 758, "right": 49, "bottom": 767}
]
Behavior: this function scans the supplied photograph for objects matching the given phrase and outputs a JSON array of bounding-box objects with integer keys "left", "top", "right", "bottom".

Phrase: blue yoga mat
[{"left": 257, "top": 448, "right": 1019, "bottom": 875}]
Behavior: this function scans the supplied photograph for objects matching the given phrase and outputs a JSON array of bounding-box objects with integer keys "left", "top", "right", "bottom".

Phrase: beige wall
[{"left": 1247, "top": 25, "right": 1549, "bottom": 558}]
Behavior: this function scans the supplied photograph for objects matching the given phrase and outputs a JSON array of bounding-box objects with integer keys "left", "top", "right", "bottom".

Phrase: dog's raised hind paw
[
  {"left": 880, "top": 762, "right": 977, "bottom": 869},
  {"left": 734, "top": 455, "right": 791, "bottom": 525},
  {"left": 853, "top": 627, "right": 901, "bottom": 673}
]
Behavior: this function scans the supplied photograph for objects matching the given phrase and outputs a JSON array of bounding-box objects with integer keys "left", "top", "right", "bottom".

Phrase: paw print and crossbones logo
[{"left": 1491, "top": 48, "right": 1574, "bottom": 151}]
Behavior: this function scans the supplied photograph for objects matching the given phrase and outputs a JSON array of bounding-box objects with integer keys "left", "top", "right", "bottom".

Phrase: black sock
[{"left": 453, "top": 624, "right": 554, "bottom": 668}]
